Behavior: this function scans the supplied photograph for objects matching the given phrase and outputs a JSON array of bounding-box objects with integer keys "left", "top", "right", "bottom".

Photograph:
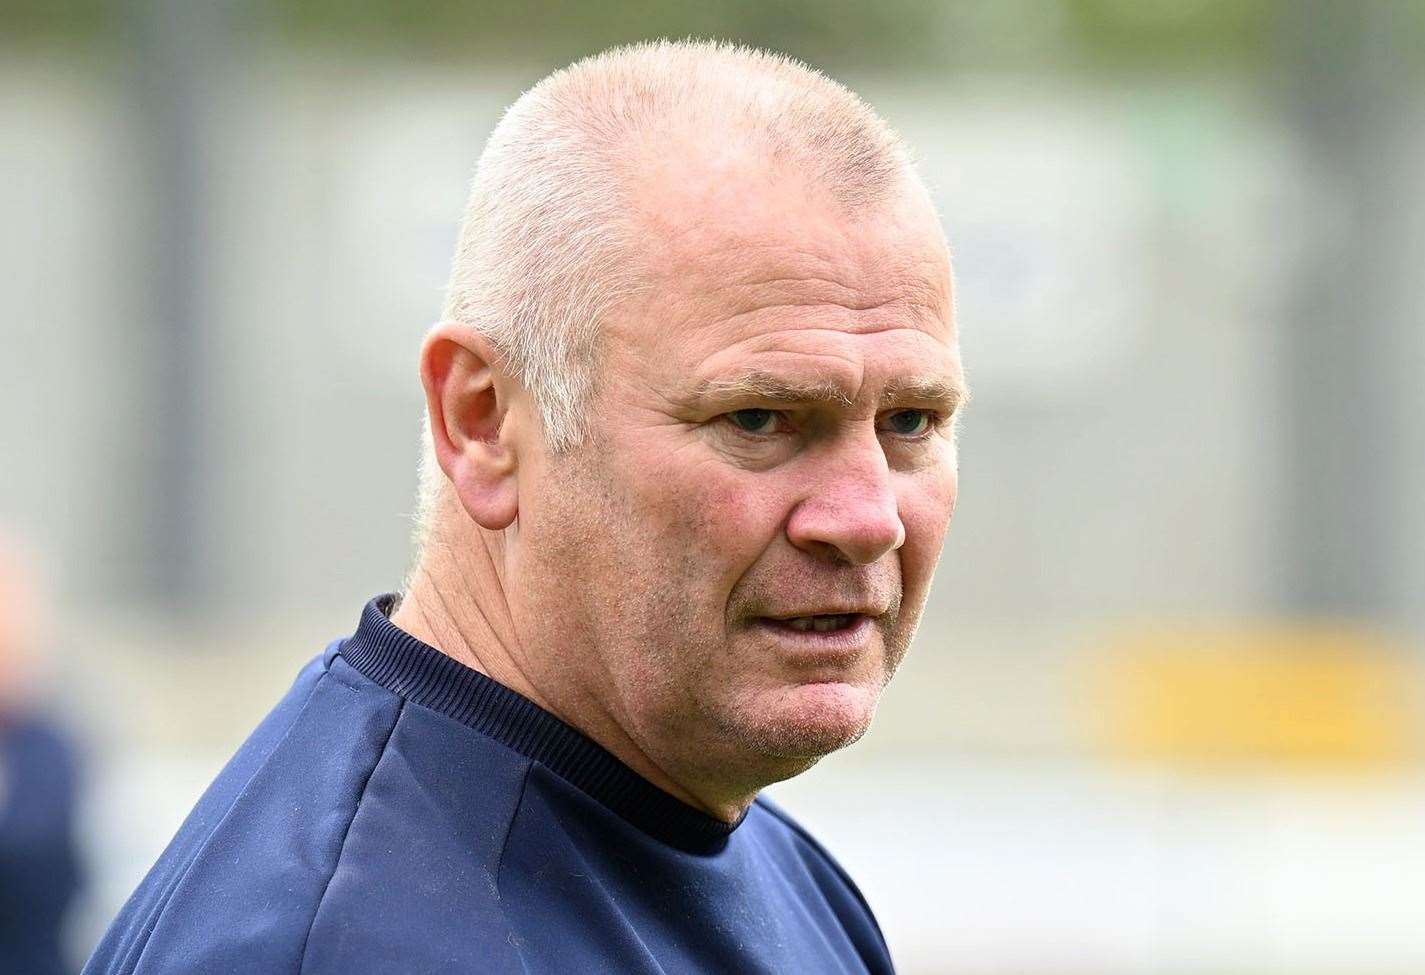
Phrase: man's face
[{"left": 512, "top": 159, "right": 963, "bottom": 790}]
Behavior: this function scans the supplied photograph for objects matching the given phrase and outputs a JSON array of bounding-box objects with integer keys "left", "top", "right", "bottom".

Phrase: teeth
[{"left": 781, "top": 615, "right": 851, "bottom": 633}]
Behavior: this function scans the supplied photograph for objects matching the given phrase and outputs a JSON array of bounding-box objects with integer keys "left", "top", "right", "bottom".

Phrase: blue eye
[
  {"left": 727, "top": 409, "right": 779, "bottom": 434},
  {"left": 881, "top": 410, "right": 934, "bottom": 437}
]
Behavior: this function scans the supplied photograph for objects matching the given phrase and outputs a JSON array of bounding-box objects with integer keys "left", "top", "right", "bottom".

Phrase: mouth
[
  {"left": 751, "top": 612, "right": 876, "bottom": 655},
  {"left": 762, "top": 613, "right": 864, "bottom": 634}
]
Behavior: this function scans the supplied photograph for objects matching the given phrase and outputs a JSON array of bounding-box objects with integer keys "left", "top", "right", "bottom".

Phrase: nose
[{"left": 785, "top": 439, "right": 906, "bottom": 566}]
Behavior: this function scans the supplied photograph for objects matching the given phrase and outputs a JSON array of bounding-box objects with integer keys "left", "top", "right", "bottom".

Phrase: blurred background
[{"left": 3, "top": 1, "right": 1423, "bottom": 972}]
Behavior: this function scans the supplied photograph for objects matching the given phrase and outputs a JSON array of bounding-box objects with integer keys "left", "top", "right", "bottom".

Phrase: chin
[{"left": 726, "top": 681, "right": 879, "bottom": 761}]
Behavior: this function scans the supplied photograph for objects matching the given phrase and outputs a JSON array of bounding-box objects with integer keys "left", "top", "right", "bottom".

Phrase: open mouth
[{"left": 761, "top": 613, "right": 864, "bottom": 634}]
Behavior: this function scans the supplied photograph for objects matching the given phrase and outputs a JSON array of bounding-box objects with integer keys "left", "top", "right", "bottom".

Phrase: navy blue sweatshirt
[{"left": 85, "top": 596, "right": 895, "bottom": 974}]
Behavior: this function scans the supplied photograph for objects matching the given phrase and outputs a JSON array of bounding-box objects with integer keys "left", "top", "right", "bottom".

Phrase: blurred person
[
  {"left": 0, "top": 538, "right": 84, "bottom": 975},
  {"left": 86, "top": 39, "right": 964, "bottom": 975}
]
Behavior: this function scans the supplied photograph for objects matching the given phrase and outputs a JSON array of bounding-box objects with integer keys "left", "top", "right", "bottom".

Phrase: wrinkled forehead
[{"left": 609, "top": 162, "right": 957, "bottom": 357}]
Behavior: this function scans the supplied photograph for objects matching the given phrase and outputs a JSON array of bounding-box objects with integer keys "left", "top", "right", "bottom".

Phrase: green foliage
[
  {"left": 257, "top": 0, "right": 954, "bottom": 69},
  {"left": 1060, "top": 0, "right": 1275, "bottom": 69},
  {"left": 2, "top": 0, "right": 117, "bottom": 41},
  {"left": 3, "top": 0, "right": 1417, "bottom": 76}
]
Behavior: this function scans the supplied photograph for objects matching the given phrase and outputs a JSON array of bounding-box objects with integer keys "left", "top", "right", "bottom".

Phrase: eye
[
  {"left": 879, "top": 409, "right": 936, "bottom": 437},
  {"left": 725, "top": 408, "right": 781, "bottom": 435}
]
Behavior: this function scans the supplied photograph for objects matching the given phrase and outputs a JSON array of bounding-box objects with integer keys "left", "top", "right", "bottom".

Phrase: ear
[{"left": 419, "top": 323, "right": 520, "bottom": 531}]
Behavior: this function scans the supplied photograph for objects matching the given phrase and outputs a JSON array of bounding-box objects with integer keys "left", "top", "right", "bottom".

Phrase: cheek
[
  {"left": 898, "top": 466, "right": 959, "bottom": 577},
  {"left": 641, "top": 460, "right": 789, "bottom": 579},
  {"left": 702, "top": 468, "right": 785, "bottom": 534}
]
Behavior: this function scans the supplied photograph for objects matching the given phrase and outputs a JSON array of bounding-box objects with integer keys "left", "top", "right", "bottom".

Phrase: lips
[
  {"left": 750, "top": 612, "right": 876, "bottom": 663},
  {"left": 741, "top": 588, "right": 895, "bottom": 647},
  {"left": 775, "top": 613, "right": 860, "bottom": 633},
  {"left": 753, "top": 612, "right": 877, "bottom": 645}
]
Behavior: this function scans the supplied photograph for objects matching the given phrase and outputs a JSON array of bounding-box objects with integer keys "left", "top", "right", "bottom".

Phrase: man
[
  {"left": 86, "top": 39, "right": 964, "bottom": 974},
  {"left": 1, "top": 540, "right": 84, "bottom": 975}
]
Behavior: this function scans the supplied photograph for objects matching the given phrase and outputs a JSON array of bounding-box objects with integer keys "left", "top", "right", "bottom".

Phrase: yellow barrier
[{"left": 1091, "top": 623, "right": 1419, "bottom": 769}]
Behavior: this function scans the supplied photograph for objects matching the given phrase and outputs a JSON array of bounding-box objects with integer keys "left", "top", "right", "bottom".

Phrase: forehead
[{"left": 609, "top": 163, "right": 961, "bottom": 401}]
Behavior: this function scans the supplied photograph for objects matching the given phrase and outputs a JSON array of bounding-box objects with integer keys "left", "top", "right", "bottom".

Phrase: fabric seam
[
  {"left": 294, "top": 697, "right": 407, "bottom": 974},
  {"left": 492, "top": 759, "right": 534, "bottom": 906}
]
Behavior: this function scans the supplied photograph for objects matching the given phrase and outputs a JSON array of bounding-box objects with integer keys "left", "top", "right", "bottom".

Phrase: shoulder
[
  {"left": 84, "top": 649, "right": 398, "bottom": 974},
  {"left": 749, "top": 794, "right": 868, "bottom": 894},
  {"left": 751, "top": 792, "right": 833, "bottom": 850},
  {"left": 747, "top": 793, "right": 893, "bottom": 960},
  {"left": 86, "top": 648, "right": 532, "bottom": 975}
]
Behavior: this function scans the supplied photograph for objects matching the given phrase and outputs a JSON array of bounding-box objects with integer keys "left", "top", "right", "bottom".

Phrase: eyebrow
[
  {"left": 881, "top": 375, "right": 970, "bottom": 415},
  {"left": 689, "top": 372, "right": 853, "bottom": 408},
  {"left": 689, "top": 370, "right": 969, "bottom": 414}
]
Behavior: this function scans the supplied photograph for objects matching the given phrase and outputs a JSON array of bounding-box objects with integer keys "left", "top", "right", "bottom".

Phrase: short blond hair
[{"left": 414, "top": 39, "right": 914, "bottom": 548}]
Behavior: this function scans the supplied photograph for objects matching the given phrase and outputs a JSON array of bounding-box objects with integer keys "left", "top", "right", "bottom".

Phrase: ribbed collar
[{"left": 338, "top": 594, "right": 744, "bottom": 853}]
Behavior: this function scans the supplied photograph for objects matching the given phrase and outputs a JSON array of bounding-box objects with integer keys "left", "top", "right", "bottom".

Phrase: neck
[
  {"left": 392, "top": 520, "right": 753, "bottom": 824},
  {"left": 392, "top": 528, "right": 539, "bottom": 710}
]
